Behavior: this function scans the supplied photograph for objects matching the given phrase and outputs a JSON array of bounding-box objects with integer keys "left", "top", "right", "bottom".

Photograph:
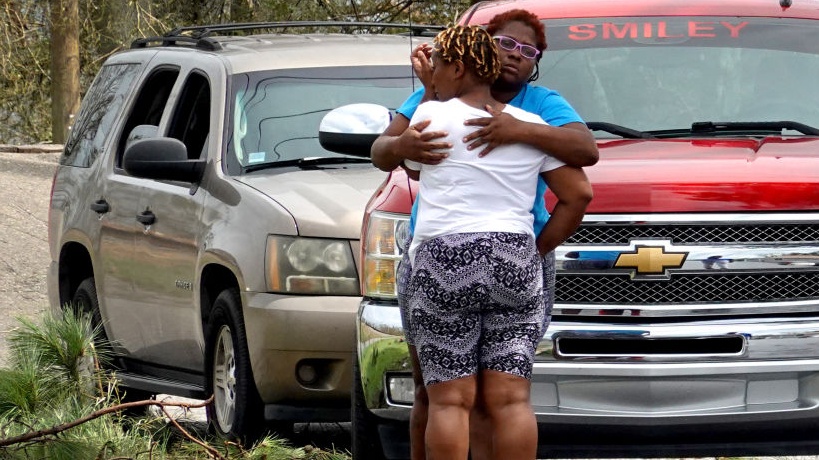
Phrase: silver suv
[{"left": 46, "top": 22, "right": 433, "bottom": 440}]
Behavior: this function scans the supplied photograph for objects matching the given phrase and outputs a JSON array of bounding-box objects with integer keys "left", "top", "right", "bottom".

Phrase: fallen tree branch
[
  {"left": 0, "top": 395, "right": 214, "bottom": 448},
  {"left": 160, "top": 404, "right": 225, "bottom": 460}
]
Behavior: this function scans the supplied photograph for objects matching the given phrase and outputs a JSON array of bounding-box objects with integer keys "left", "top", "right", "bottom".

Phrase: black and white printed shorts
[
  {"left": 408, "top": 232, "right": 546, "bottom": 386},
  {"left": 397, "top": 235, "right": 414, "bottom": 345},
  {"left": 400, "top": 238, "right": 555, "bottom": 350}
]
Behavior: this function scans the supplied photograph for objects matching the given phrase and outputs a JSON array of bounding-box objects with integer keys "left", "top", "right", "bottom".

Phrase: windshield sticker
[
  {"left": 568, "top": 21, "right": 749, "bottom": 42},
  {"left": 248, "top": 151, "right": 266, "bottom": 164}
]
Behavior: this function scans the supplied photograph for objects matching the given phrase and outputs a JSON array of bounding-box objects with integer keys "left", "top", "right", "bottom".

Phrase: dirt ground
[{"left": 0, "top": 150, "right": 58, "bottom": 366}]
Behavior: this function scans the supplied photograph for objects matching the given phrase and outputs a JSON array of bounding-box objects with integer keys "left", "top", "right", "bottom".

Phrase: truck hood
[
  {"left": 578, "top": 137, "right": 819, "bottom": 213},
  {"left": 237, "top": 167, "right": 388, "bottom": 238}
]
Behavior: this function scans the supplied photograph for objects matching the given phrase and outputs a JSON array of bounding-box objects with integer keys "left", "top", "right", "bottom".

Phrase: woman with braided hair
[
  {"left": 374, "top": 9, "right": 596, "bottom": 460},
  {"left": 402, "top": 24, "right": 592, "bottom": 459}
]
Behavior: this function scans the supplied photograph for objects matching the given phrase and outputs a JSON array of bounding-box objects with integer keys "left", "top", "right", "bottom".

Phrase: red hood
[
  {"left": 572, "top": 137, "right": 819, "bottom": 213},
  {"left": 372, "top": 136, "right": 819, "bottom": 216}
]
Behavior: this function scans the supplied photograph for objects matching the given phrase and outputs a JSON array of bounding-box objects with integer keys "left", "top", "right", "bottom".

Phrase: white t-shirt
[{"left": 404, "top": 98, "right": 565, "bottom": 263}]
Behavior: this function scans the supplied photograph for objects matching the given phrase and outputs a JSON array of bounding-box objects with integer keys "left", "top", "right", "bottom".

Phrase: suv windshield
[
  {"left": 227, "top": 65, "right": 417, "bottom": 173},
  {"left": 536, "top": 16, "right": 819, "bottom": 137}
]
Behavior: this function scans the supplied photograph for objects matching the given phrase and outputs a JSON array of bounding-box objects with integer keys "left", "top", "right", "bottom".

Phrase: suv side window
[
  {"left": 62, "top": 63, "right": 141, "bottom": 168},
  {"left": 116, "top": 67, "right": 180, "bottom": 167},
  {"left": 168, "top": 71, "right": 211, "bottom": 160}
]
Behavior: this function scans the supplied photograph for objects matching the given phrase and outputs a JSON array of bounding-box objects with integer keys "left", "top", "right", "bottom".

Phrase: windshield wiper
[
  {"left": 244, "top": 156, "right": 371, "bottom": 173},
  {"left": 691, "top": 121, "right": 819, "bottom": 136},
  {"left": 587, "top": 122, "right": 655, "bottom": 139}
]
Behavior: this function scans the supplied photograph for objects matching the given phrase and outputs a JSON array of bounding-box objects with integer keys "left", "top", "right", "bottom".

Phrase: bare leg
[
  {"left": 410, "top": 346, "right": 492, "bottom": 460},
  {"left": 480, "top": 369, "right": 537, "bottom": 460},
  {"left": 468, "top": 378, "right": 493, "bottom": 460},
  {"left": 408, "top": 345, "right": 428, "bottom": 460},
  {"left": 425, "top": 375, "right": 477, "bottom": 460}
]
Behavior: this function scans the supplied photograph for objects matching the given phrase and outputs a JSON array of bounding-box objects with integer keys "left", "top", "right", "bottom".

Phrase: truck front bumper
[{"left": 358, "top": 299, "right": 819, "bottom": 429}]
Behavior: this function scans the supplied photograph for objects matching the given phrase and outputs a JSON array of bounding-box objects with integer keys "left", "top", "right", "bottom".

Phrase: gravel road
[{"left": 0, "top": 150, "right": 58, "bottom": 366}]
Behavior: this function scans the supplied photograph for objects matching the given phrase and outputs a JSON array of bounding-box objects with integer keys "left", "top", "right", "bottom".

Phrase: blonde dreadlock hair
[{"left": 433, "top": 25, "right": 501, "bottom": 84}]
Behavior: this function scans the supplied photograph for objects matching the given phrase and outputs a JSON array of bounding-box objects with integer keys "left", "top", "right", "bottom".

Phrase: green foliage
[
  {"left": 360, "top": 337, "right": 410, "bottom": 406},
  {"left": 8, "top": 311, "right": 99, "bottom": 388},
  {"left": 0, "top": 353, "right": 55, "bottom": 416},
  {"left": 0, "top": 0, "right": 472, "bottom": 144},
  {"left": 0, "top": 1, "right": 52, "bottom": 143},
  {"left": 0, "top": 310, "right": 351, "bottom": 459}
]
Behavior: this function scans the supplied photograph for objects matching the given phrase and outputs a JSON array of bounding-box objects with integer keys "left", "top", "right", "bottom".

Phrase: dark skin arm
[
  {"left": 370, "top": 44, "right": 452, "bottom": 172},
  {"left": 464, "top": 105, "right": 599, "bottom": 167},
  {"left": 536, "top": 165, "right": 593, "bottom": 255},
  {"left": 370, "top": 115, "right": 451, "bottom": 172},
  {"left": 372, "top": 44, "right": 599, "bottom": 170}
]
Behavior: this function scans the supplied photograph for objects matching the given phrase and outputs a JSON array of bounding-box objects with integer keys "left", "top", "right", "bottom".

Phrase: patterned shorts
[
  {"left": 400, "top": 240, "right": 555, "bottom": 347},
  {"left": 408, "top": 232, "right": 546, "bottom": 386},
  {"left": 397, "top": 235, "right": 414, "bottom": 345},
  {"left": 543, "top": 250, "right": 556, "bottom": 330}
]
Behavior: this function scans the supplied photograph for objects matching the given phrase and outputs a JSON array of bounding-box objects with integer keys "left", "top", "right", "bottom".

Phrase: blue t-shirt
[{"left": 398, "top": 85, "right": 584, "bottom": 236}]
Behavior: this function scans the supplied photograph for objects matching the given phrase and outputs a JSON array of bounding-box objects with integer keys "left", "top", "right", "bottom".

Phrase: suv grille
[{"left": 568, "top": 223, "right": 819, "bottom": 245}]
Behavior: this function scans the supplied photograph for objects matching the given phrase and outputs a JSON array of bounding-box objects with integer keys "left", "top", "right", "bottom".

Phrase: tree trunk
[{"left": 50, "top": 0, "right": 80, "bottom": 144}]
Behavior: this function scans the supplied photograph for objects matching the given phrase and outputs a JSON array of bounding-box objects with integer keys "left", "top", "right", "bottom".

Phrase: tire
[
  {"left": 72, "top": 277, "right": 120, "bottom": 370},
  {"left": 352, "top": 356, "right": 387, "bottom": 460},
  {"left": 71, "top": 278, "right": 107, "bottom": 348},
  {"left": 205, "top": 288, "right": 266, "bottom": 444},
  {"left": 72, "top": 277, "right": 155, "bottom": 412}
]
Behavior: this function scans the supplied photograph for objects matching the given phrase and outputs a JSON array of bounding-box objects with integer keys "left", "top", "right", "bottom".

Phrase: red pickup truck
[{"left": 355, "top": 0, "right": 819, "bottom": 458}]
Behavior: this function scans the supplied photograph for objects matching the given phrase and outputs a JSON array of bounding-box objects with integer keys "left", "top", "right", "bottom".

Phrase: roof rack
[{"left": 130, "top": 21, "right": 445, "bottom": 51}]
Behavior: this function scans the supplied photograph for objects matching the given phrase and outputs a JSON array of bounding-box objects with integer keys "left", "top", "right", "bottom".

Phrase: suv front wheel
[{"left": 205, "top": 288, "right": 265, "bottom": 443}]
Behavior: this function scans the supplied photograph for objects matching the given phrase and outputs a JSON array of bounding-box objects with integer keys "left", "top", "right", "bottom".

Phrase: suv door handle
[
  {"left": 90, "top": 199, "right": 110, "bottom": 214},
  {"left": 136, "top": 210, "right": 156, "bottom": 226}
]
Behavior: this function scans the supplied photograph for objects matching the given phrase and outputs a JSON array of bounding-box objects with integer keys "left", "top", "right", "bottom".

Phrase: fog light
[
  {"left": 387, "top": 375, "right": 415, "bottom": 405},
  {"left": 296, "top": 363, "right": 318, "bottom": 385}
]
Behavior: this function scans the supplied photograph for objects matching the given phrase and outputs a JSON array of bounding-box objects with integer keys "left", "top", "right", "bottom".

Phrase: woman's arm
[
  {"left": 371, "top": 44, "right": 452, "bottom": 172},
  {"left": 463, "top": 106, "right": 599, "bottom": 167},
  {"left": 370, "top": 113, "right": 452, "bottom": 172},
  {"left": 536, "top": 165, "right": 593, "bottom": 255}
]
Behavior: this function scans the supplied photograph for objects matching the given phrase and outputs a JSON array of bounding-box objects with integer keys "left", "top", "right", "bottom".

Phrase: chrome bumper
[{"left": 358, "top": 299, "right": 819, "bottom": 426}]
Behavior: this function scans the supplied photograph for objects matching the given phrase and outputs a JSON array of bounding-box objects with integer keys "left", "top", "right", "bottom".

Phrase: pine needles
[{"left": 0, "top": 309, "right": 350, "bottom": 460}]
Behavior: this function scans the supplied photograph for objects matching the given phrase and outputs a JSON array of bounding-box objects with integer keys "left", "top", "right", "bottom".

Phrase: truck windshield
[
  {"left": 536, "top": 16, "right": 819, "bottom": 136},
  {"left": 227, "top": 66, "right": 416, "bottom": 172}
]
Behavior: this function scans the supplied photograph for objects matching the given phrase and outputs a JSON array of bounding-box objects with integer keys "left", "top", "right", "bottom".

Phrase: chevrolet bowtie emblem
[{"left": 615, "top": 245, "right": 687, "bottom": 279}]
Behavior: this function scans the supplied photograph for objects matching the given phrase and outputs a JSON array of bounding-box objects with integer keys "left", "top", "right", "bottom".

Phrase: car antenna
[
  {"left": 409, "top": 0, "right": 416, "bottom": 92},
  {"left": 407, "top": 0, "right": 416, "bottom": 205}
]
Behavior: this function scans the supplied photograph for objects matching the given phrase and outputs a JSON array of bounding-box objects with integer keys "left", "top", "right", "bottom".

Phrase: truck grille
[
  {"left": 557, "top": 215, "right": 819, "bottom": 309},
  {"left": 556, "top": 271, "right": 819, "bottom": 304},
  {"left": 568, "top": 223, "right": 819, "bottom": 245}
]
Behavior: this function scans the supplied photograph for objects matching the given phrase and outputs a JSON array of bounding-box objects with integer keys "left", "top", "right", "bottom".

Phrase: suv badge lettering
[
  {"left": 615, "top": 244, "right": 687, "bottom": 279},
  {"left": 175, "top": 280, "right": 193, "bottom": 291}
]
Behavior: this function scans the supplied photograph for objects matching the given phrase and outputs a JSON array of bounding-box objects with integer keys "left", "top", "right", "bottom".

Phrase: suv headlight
[
  {"left": 266, "top": 236, "right": 358, "bottom": 295},
  {"left": 362, "top": 211, "right": 410, "bottom": 299}
]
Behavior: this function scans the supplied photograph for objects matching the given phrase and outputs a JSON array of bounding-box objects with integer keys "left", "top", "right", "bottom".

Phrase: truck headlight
[
  {"left": 362, "top": 211, "right": 410, "bottom": 299},
  {"left": 266, "top": 236, "right": 358, "bottom": 295}
]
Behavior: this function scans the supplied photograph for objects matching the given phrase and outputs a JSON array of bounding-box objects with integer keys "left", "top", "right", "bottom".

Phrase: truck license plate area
[{"left": 555, "top": 336, "right": 745, "bottom": 358}]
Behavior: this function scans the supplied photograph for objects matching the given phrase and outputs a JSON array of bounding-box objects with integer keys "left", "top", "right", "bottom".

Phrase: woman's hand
[
  {"left": 463, "top": 104, "right": 524, "bottom": 157},
  {"left": 411, "top": 43, "right": 434, "bottom": 92},
  {"left": 396, "top": 119, "right": 451, "bottom": 165}
]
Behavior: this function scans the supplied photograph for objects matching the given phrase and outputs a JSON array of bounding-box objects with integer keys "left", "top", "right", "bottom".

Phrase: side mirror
[
  {"left": 318, "top": 103, "right": 391, "bottom": 157},
  {"left": 123, "top": 137, "right": 206, "bottom": 183},
  {"left": 126, "top": 124, "right": 159, "bottom": 146}
]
